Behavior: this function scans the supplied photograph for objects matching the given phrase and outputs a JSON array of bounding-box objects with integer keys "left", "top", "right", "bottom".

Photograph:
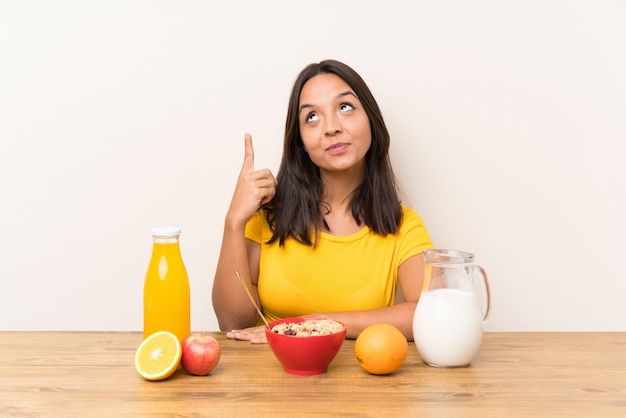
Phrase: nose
[{"left": 324, "top": 114, "right": 341, "bottom": 136}]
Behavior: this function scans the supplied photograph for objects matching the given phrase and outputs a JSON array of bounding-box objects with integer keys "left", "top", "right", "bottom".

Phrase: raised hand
[{"left": 226, "top": 133, "right": 277, "bottom": 229}]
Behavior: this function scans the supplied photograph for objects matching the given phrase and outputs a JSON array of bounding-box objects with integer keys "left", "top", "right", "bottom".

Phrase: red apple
[{"left": 180, "top": 333, "right": 221, "bottom": 376}]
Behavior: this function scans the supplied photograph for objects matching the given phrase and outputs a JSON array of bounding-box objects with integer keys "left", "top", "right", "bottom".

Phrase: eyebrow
[{"left": 299, "top": 91, "right": 358, "bottom": 114}]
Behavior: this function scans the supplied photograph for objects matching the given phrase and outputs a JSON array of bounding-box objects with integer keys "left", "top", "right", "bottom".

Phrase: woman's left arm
[
  {"left": 227, "top": 254, "right": 426, "bottom": 343},
  {"left": 314, "top": 253, "right": 425, "bottom": 341}
]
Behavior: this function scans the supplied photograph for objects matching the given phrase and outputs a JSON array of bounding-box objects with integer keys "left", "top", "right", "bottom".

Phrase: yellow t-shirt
[{"left": 245, "top": 206, "right": 433, "bottom": 323}]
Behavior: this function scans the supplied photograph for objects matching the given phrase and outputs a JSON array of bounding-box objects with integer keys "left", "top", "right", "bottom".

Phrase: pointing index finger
[{"left": 243, "top": 133, "right": 254, "bottom": 173}]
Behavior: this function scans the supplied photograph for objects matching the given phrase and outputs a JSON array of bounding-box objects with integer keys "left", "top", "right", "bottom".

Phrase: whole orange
[{"left": 354, "top": 323, "right": 408, "bottom": 375}]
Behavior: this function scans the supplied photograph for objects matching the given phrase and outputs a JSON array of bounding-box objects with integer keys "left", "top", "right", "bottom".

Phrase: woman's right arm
[{"left": 211, "top": 133, "right": 276, "bottom": 331}]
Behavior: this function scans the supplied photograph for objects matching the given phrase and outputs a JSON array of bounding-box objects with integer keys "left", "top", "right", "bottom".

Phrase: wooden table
[{"left": 1, "top": 332, "right": 625, "bottom": 417}]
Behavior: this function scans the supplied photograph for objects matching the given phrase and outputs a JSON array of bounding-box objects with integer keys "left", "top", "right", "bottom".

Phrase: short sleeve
[
  {"left": 397, "top": 206, "right": 433, "bottom": 265},
  {"left": 245, "top": 210, "right": 267, "bottom": 244}
]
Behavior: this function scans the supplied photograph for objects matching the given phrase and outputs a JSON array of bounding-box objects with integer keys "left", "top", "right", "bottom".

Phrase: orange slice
[{"left": 135, "top": 331, "right": 182, "bottom": 381}]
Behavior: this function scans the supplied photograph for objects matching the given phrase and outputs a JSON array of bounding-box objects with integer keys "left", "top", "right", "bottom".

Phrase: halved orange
[{"left": 135, "top": 331, "right": 182, "bottom": 381}]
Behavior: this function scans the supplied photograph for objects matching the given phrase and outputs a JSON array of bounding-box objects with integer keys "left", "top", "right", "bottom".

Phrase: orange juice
[{"left": 143, "top": 227, "right": 190, "bottom": 343}]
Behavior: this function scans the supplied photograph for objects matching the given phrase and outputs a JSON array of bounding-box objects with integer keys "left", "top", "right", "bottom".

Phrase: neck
[{"left": 320, "top": 170, "right": 364, "bottom": 214}]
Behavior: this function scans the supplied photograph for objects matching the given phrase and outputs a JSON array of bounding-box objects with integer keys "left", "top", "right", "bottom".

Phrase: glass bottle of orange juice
[{"left": 143, "top": 226, "right": 190, "bottom": 343}]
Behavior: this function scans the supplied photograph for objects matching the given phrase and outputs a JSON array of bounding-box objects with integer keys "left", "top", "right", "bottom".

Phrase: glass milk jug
[
  {"left": 143, "top": 227, "right": 190, "bottom": 343},
  {"left": 413, "top": 249, "right": 491, "bottom": 367}
]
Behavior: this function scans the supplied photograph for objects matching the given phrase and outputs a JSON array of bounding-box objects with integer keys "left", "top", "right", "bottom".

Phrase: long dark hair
[{"left": 265, "top": 59, "right": 402, "bottom": 246}]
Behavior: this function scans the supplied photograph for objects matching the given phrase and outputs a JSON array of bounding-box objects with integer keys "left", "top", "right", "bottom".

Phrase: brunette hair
[{"left": 265, "top": 59, "right": 402, "bottom": 246}]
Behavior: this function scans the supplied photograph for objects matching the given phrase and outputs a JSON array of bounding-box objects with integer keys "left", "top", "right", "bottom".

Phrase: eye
[
  {"left": 305, "top": 112, "right": 319, "bottom": 123},
  {"left": 339, "top": 103, "right": 355, "bottom": 112}
]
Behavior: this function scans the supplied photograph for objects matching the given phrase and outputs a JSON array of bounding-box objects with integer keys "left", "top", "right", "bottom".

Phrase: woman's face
[{"left": 298, "top": 73, "right": 371, "bottom": 176}]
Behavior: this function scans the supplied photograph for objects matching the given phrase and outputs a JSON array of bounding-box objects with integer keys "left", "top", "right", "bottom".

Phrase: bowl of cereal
[{"left": 265, "top": 317, "right": 347, "bottom": 375}]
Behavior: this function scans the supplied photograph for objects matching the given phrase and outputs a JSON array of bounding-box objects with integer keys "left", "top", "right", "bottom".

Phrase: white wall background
[{"left": 1, "top": 0, "right": 624, "bottom": 332}]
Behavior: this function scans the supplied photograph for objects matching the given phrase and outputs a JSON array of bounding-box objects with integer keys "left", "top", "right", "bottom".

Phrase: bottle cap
[{"left": 151, "top": 226, "right": 181, "bottom": 237}]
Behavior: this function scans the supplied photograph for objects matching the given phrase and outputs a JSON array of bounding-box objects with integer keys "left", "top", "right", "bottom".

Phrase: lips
[{"left": 326, "top": 142, "right": 349, "bottom": 155}]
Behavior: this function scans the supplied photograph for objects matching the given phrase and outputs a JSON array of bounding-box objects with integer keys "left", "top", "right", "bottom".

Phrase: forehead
[{"left": 299, "top": 73, "right": 354, "bottom": 104}]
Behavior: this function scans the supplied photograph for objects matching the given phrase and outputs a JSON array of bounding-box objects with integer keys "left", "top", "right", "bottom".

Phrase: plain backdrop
[{"left": 1, "top": 1, "right": 625, "bottom": 332}]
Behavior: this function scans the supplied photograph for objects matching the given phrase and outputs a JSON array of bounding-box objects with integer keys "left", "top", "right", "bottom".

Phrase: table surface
[{"left": 1, "top": 331, "right": 625, "bottom": 417}]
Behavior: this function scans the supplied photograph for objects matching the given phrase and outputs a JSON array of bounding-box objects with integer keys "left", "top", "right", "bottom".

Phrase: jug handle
[{"left": 475, "top": 265, "right": 491, "bottom": 323}]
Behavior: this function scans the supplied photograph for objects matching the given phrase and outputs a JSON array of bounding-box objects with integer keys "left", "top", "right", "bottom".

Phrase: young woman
[{"left": 212, "top": 59, "right": 433, "bottom": 343}]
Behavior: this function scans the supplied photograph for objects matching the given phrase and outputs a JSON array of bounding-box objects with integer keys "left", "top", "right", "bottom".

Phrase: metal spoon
[{"left": 235, "top": 269, "right": 270, "bottom": 329}]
